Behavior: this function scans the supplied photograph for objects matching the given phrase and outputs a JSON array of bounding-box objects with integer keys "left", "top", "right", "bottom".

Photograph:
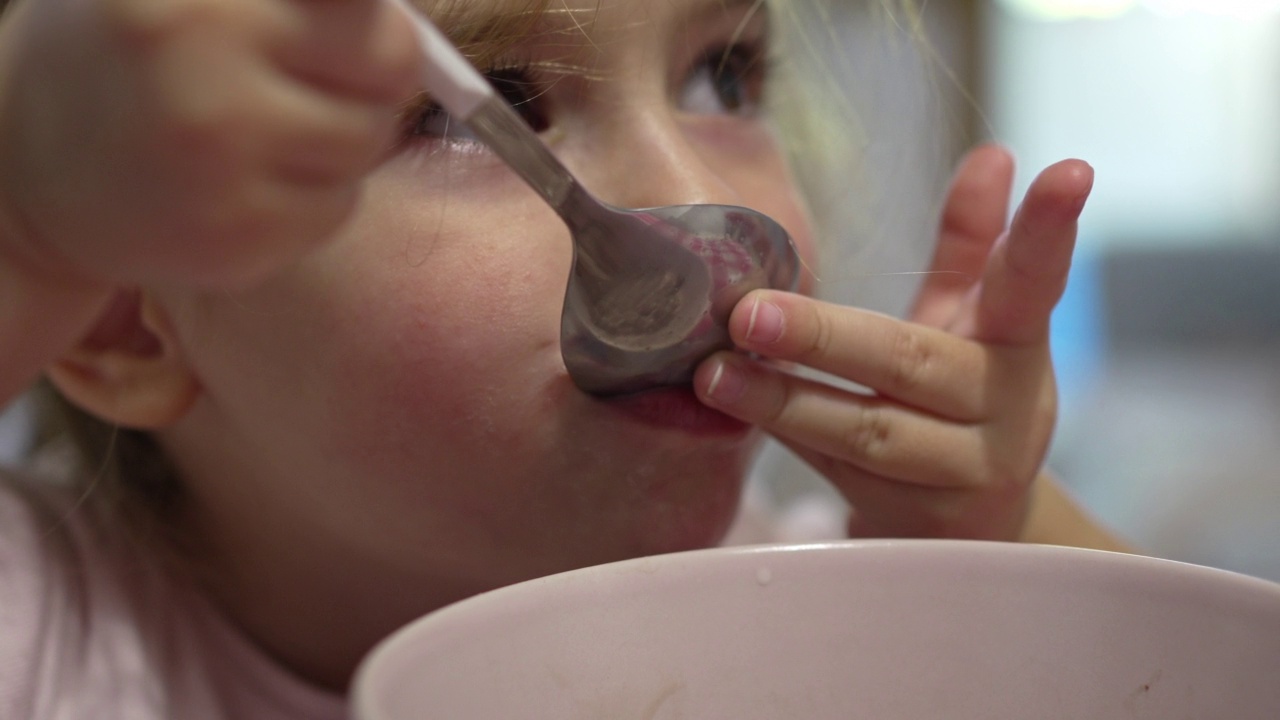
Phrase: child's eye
[
  {"left": 679, "top": 43, "right": 768, "bottom": 117},
  {"left": 402, "top": 67, "right": 550, "bottom": 144}
]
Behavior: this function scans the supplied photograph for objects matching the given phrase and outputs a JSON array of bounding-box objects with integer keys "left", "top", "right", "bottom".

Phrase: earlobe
[{"left": 46, "top": 290, "right": 201, "bottom": 430}]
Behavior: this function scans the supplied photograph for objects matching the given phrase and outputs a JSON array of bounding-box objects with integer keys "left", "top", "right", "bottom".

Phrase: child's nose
[{"left": 574, "top": 112, "right": 744, "bottom": 211}]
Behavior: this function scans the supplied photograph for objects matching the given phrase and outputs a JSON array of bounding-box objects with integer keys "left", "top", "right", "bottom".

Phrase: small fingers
[
  {"left": 272, "top": 0, "right": 421, "bottom": 104},
  {"left": 911, "top": 144, "right": 1015, "bottom": 328},
  {"left": 694, "top": 354, "right": 984, "bottom": 488},
  {"left": 155, "top": 53, "right": 392, "bottom": 190},
  {"left": 975, "top": 159, "right": 1093, "bottom": 346},
  {"left": 145, "top": 172, "right": 361, "bottom": 288},
  {"left": 143, "top": 60, "right": 372, "bottom": 283},
  {"left": 138, "top": 0, "right": 402, "bottom": 185},
  {"left": 726, "top": 291, "right": 987, "bottom": 421},
  {"left": 780, "top": 435, "right": 1033, "bottom": 541},
  {"left": 259, "top": 71, "right": 400, "bottom": 184}
]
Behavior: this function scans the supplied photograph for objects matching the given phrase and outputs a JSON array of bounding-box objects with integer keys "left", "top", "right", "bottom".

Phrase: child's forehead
[
  {"left": 415, "top": 0, "right": 770, "bottom": 72},
  {"left": 418, "top": 0, "right": 766, "bottom": 41}
]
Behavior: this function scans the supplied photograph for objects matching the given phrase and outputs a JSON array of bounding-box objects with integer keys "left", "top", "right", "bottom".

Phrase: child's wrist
[{"left": 1018, "top": 471, "right": 1135, "bottom": 553}]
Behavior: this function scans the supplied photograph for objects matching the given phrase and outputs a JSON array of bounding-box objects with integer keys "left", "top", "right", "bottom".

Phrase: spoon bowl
[
  {"left": 399, "top": 1, "right": 799, "bottom": 395},
  {"left": 559, "top": 198, "right": 797, "bottom": 394}
]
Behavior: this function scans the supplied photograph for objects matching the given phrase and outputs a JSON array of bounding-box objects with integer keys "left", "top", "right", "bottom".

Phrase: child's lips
[{"left": 602, "top": 386, "right": 750, "bottom": 436}]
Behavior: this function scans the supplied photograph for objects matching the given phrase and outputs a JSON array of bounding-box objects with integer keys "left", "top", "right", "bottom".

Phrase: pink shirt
[{"left": 0, "top": 472, "right": 347, "bottom": 720}]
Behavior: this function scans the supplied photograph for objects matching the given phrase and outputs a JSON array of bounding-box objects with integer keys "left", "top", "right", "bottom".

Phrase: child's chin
[{"left": 633, "top": 481, "right": 746, "bottom": 556}]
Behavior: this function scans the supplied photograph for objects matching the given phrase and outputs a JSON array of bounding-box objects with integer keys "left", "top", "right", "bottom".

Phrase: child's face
[{"left": 157, "top": 0, "right": 814, "bottom": 594}]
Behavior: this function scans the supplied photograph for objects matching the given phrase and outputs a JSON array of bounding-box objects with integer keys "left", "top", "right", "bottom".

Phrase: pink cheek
[
  {"left": 768, "top": 207, "right": 817, "bottom": 296},
  {"left": 323, "top": 278, "right": 559, "bottom": 456}
]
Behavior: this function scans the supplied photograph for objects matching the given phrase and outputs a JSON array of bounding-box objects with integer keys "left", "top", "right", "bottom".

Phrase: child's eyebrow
[
  {"left": 417, "top": 0, "right": 563, "bottom": 68},
  {"left": 416, "top": 0, "right": 770, "bottom": 69},
  {"left": 693, "top": 0, "right": 769, "bottom": 22}
]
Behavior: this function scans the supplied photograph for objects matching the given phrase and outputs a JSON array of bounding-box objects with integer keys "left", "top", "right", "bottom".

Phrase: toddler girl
[{"left": 0, "top": 0, "right": 1126, "bottom": 716}]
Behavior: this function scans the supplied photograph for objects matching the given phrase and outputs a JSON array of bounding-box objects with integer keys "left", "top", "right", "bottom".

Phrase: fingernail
[
  {"left": 1069, "top": 166, "right": 1094, "bottom": 216},
  {"left": 745, "top": 297, "right": 784, "bottom": 345},
  {"left": 705, "top": 358, "right": 746, "bottom": 405},
  {"left": 1069, "top": 188, "right": 1091, "bottom": 217}
]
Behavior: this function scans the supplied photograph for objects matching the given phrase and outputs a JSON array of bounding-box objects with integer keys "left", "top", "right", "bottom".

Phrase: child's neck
[{"left": 180, "top": 504, "right": 486, "bottom": 691}]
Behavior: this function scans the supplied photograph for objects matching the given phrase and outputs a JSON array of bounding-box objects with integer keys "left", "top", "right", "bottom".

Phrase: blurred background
[
  {"left": 747, "top": 0, "right": 1280, "bottom": 582},
  {"left": 3, "top": 0, "right": 1278, "bottom": 580}
]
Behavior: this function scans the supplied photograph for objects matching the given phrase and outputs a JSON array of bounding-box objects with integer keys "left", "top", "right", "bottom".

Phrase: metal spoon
[{"left": 396, "top": 1, "right": 799, "bottom": 395}]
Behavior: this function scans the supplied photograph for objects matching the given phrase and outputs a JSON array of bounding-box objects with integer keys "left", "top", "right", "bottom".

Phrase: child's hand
[
  {"left": 0, "top": 0, "right": 419, "bottom": 289},
  {"left": 694, "top": 145, "right": 1091, "bottom": 541}
]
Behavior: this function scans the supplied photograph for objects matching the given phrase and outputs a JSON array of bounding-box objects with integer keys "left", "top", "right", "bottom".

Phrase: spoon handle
[{"left": 392, "top": 0, "right": 583, "bottom": 212}]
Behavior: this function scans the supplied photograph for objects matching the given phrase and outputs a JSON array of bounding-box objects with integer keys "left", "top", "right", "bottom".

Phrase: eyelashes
[
  {"left": 681, "top": 39, "right": 771, "bottom": 117},
  {"left": 398, "top": 64, "right": 549, "bottom": 147},
  {"left": 396, "top": 37, "right": 772, "bottom": 149}
]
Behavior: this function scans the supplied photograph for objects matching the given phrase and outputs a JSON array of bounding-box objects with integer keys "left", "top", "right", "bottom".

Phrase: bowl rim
[{"left": 351, "top": 539, "right": 1280, "bottom": 717}]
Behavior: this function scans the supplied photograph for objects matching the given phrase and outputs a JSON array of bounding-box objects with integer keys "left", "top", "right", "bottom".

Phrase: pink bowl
[{"left": 353, "top": 540, "right": 1280, "bottom": 719}]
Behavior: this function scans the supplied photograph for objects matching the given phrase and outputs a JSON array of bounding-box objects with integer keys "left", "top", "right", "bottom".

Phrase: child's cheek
[
  {"left": 686, "top": 122, "right": 818, "bottom": 297},
  {"left": 318, "top": 233, "right": 568, "bottom": 473},
  {"left": 784, "top": 211, "right": 818, "bottom": 297}
]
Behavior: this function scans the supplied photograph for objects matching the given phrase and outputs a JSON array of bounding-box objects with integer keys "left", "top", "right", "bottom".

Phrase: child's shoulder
[
  {"left": 0, "top": 469, "right": 101, "bottom": 718},
  {"left": 0, "top": 471, "right": 181, "bottom": 717},
  {"left": 0, "top": 468, "right": 86, "bottom": 581},
  {"left": 0, "top": 469, "right": 348, "bottom": 720}
]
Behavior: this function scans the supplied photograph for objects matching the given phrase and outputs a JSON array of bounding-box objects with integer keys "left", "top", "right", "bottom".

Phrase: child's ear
[{"left": 46, "top": 290, "right": 200, "bottom": 429}]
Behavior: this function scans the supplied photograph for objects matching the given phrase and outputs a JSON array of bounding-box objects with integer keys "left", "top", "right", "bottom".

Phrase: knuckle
[
  {"left": 886, "top": 326, "right": 933, "bottom": 396},
  {"left": 342, "top": 110, "right": 395, "bottom": 165},
  {"left": 759, "top": 377, "right": 795, "bottom": 427},
  {"left": 163, "top": 109, "right": 248, "bottom": 181},
  {"left": 840, "top": 406, "right": 892, "bottom": 462},
  {"left": 376, "top": 15, "right": 426, "bottom": 96},
  {"left": 205, "top": 193, "right": 275, "bottom": 251},
  {"left": 1030, "top": 390, "right": 1057, "bottom": 438},
  {"left": 798, "top": 305, "right": 834, "bottom": 363},
  {"left": 987, "top": 403, "right": 1056, "bottom": 491},
  {"left": 280, "top": 117, "right": 388, "bottom": 185},
  {"left": 147, "top": 58, "right": 246, "bottom": 162}
]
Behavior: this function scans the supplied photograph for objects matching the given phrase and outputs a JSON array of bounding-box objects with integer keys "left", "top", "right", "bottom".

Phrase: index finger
[{"left": 728, "top": 290, "right": 987, "bottom": 421}]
